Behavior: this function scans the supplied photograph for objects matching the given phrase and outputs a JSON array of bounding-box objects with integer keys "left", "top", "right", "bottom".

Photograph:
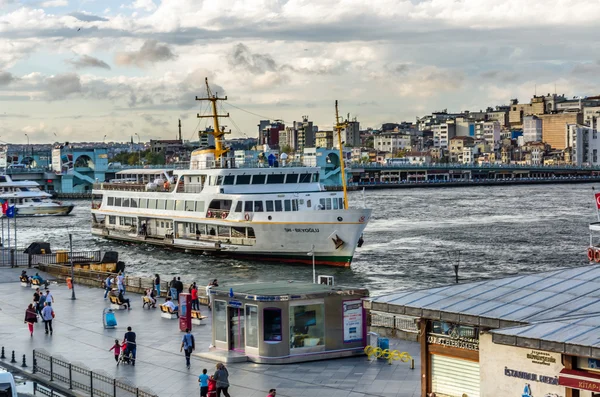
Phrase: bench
[
  {"left": 142, "top": 296, "right": 156, "bottom": 309},
  {"left": 109, "top": 295, "right": 128, "bottom": 310},
  {"left": 30, "top": 279, "right": 45, "bottom": 289},
  {"left": 20, "top": 276, "right": 29, "bottom": 287},
  {"left": 191, "top": 310, "right": 207, "bottom": 325},
  {"left": 160, "top": 304, "right": 178, "bottom": 319}
]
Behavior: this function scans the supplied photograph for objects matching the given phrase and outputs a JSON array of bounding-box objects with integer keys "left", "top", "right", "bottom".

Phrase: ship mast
[
  {"left": 195, "top": 78, "right": 230, "bottom": 164},
  {"left": 334, "top": 100, "right": 349, "bottom": 210}
]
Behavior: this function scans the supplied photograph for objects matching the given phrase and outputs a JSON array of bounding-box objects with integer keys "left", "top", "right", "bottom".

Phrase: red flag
[
  {"left": 596, "top": 193, "right": 600, "bottom": 209},
  {"left": 1, "top": 201, "right": 7, "bottom": 214}
]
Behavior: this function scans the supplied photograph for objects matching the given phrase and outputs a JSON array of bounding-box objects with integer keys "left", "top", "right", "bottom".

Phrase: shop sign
[
  {"left": 427, "top": 334, "right": 479, "bottom": 351},
  {"left": 527, "top": 350, "right": 557, "bottom": 366},
  {"left": 559, "top": 369, "right": 600, "bottom": 392},
  {"left": 343, "top": 299, "right": 363, "bottom": 343},
  {"left": 246, "top": 295, "right": 289, "bottom": 302},
  {"left": 504, "top": 367, "right": 559, "bottom": 385}
]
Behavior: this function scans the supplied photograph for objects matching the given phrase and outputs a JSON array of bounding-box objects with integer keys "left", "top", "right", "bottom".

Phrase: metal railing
[
  {"left": 33, "top": 349, "right": 158, "bottom": 397},
  {"left": 0, "top": 249, "right": 102, "bottom": 267},
  {"left": 370, "top": 311, "right": 418, "bottom": 333}
]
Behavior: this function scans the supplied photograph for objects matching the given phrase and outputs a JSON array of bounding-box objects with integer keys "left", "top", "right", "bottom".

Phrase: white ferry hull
[
  {"left": 92, "top": 208, "right": 371, "bottom": 267},
  {"left": 16, "top": 204, "right": 75, "bottom": 216}
]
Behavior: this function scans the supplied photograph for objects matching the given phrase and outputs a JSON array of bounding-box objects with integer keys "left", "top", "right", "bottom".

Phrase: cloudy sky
[{"left": 1, "top": 0, "right": 600, "bottom": 144}]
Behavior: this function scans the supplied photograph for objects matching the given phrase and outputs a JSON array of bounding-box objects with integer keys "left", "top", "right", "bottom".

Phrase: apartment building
[
  {"left": 449, "top": 136, "right": 474, "bottom": 162},
  {"left": 566, "top": 124, "right": 600, "bottom": 166},
  {"left": 432, "top": 121, "right": 456, "bottom": 149},
  {"left": 315, "top": 131, "right": 334, "bottom": 149},
  {"left": 374, "top": 133, "right": 412, "bottom": 153},
  {"left": 539, "top": 112, "right": 583, "bottom": 149}
]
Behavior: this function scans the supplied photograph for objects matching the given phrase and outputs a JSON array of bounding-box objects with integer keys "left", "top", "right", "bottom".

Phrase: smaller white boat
[{"left": 0, "top": 175, "right": 74, "bottom": 216}]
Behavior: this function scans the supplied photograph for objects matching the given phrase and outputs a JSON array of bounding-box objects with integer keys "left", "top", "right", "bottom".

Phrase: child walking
[
  {"left": 109, "top": 339, "right": 122, "bottom": 363},
  {"left": 198, "top": 368, "right": 209, "bottom": 397}
]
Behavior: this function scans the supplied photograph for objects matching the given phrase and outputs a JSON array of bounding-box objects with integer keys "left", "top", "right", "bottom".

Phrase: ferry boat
[
  {"left": 0, "top": 175, "right": 74, "bottom": 216},
  {"left": 90, "top": 79, "right": 372, "bottom": 267}
]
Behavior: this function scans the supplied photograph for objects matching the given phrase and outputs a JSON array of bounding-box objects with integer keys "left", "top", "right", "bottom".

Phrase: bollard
[
  {"left": 0, "top": 347, "right": 5, "bottom": 359},
  {"left": 410, "top": 358, "right": 415, "bottom": 370},
  {"left": 21, "top": 354, "right": 27, "bottom": 368},
  {"left": 10, "top": 351, "right": 16, "bottom": 363}
]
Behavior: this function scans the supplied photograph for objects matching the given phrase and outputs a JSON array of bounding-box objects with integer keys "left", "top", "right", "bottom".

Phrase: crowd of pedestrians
[{"left": 17, "top": 272, "right": 289, "bottom": 396}]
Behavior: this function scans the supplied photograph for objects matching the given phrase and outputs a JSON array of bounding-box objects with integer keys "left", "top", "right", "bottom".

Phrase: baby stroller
[
  {"left": 207, "top": 377, "right": 217, "bottom": 397},
  {"left": 117, "top": 342, "right": 133, "bottom": 366}
]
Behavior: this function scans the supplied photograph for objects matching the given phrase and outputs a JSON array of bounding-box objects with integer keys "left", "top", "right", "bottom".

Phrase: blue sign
[{"left": 228, "top": 300, "right": 242, "bottom": 308}]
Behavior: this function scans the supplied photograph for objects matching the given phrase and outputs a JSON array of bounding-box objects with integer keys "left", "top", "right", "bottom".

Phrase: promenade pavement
[{"left": 0, "top": 268, "right": 421, "bottom": 397}]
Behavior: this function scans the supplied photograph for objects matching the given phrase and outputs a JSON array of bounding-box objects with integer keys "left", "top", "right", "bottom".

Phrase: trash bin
[
  {"left": 103, "top": 308, "right": 117, "bottom": 329},
  {"left": 66, "top": 277, "right": 72, "bottom": 289},
  {"left": 377, "top": 337, "right": 389, "bottom": 359}
]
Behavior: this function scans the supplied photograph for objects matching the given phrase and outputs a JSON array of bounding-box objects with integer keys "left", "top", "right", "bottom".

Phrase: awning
[{"left": 559, "top": 368, "right": 600, "bottom": 392}]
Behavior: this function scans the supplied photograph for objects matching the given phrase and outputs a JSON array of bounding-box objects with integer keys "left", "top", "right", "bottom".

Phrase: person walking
[
  {"left": 41, "top": 302, "right": 54, "bottom": 335},
  {"left": 198, "top": 368, "right": 209, "bottom": 397},
  {"left": 33, "top": 288, "right": 41, "bottom": 311},
  {"left": 24, "top": 303, "right": 37, "bottom": 337},
  {"left": 213, "top": 363, "right": 231, "bottom": 397},
  {"left": 104, "top": 275, "right": 113, "bottom": 299},
  {"left": 191, "top": 283, "right": 199, "bottom": 311},
  {"left": 37, "top": 291, "right": 47, "bottom": 316},
  {"left": 109, "top": 339, "right": 122, "bottom": 363},
  {"left": 123, "top": 326, "right": 136, "bottom": 366},
  {"left": 175, "top": 277, "right": 184, "bottom": 299},
  {"left": 169, "top": 277, "right": 178, "bottom": 301},
  {"left": 154, "top": 274, "right": 161, "bottom": 298},
  {"left": 117, "top": 272, "right": 125, "bottom": 295},
  {"left": 45, "top": 289, "right": 54, "bottom": 304},
  {"left": 180, "top": 328, "right": 195, "bottom": 369}
]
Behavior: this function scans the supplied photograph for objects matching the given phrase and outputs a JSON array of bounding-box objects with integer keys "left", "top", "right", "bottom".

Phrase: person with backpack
[
  {"left": 37, "top": 290, "right": 47, "bottom": 315},
  {"left": 180, "top": 328, "right": 195, "bottom": 369}
]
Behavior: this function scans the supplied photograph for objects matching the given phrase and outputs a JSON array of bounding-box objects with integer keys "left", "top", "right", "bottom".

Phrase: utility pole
[{"left": 69, "top": 233, "right": 76, "bottom": 300}]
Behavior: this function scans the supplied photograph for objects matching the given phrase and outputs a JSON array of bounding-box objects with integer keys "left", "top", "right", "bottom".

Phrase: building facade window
[
  {"left": 214, "top": 301, "right": 227, "bottom": 342},
  {"left": 290, "top": 303, "right": 324, "bottom": 349},
  {"left": 245, "top": 305, "right": 259, "bottom": 348},
  {"left": 263, "top": 308, "right": 282, "bottom": 342}
]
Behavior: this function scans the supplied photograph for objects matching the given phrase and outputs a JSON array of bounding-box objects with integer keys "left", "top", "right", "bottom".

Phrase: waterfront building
[
  {"left": 296, "top": 117, "right": 316, "bottom": 152},
  {"left": 260, "top": 120, "right": 285, "bottom": 149},
  {"left": 374, "top": 133, "right": 412, "bottom": 154},
  {"left": 485, "top": 106, "right": 510, "bottom": 128},
  {"left": 432, "top": 121, "right": 456, "bottom": 150},
  {"left": 523, "top": 115, "right": 543, "bottom": 143},
  {"left": 540, "top": 112, "right": 584, "bottom": 150},
  {"left": 567, "top": 124, "right": 600, "bottom": 166},
  {"left": 405, "top": 151, "right": 432, "bottom": 165},
  {"left": 508, "top": 96, "right": 546, "bottom": 129},
  {"left": 583, "top": 106, "right": 600, "bottom": 126},
  {"left": 344, "top": 119, "right": 361, "bottom": 147},
  {"left": 365, "top": 264, "right": 600, "bottom": 397},
  {"left": 449, "top": 136, "right": 474, "bottom": 163},
  {"left": 315, "top": 130, "right": 334, "bottom": 149}
]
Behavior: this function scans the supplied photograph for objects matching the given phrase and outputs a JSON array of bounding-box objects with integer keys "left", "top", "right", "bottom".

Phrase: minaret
[{"left": 178, "top": 119, "right": 182, "bottom": 142}]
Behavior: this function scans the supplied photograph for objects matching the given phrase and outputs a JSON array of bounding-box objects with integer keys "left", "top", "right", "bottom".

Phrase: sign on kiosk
[{"left": 179, "top": 293, "right": 192, "bottom": 331}]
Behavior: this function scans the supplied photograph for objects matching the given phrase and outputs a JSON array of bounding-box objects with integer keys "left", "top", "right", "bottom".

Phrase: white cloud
[
  {"left": 132, "top": 0, "right": 156, "bottom": 12},
  {"left": 39, "top": 0, "right": 69, "bottom": 7}
]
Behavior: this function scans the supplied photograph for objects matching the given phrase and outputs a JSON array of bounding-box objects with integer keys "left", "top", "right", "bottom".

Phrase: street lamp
[
  {"left": 307, "top": 244, "right": 316, "bottom": 283},
  {"left": 134, "top": 133, "right": 141, "bottom": 167}
]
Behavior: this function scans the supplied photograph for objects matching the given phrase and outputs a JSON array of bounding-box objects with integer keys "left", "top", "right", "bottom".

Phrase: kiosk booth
[{"left": 207, "top": 281, "right": 369, "bottom": 364}]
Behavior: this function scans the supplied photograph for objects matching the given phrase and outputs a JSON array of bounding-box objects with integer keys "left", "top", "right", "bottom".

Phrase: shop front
[
  {"left": 208, "top": 282, "right": 368, "bottom": 364},
  {"left": 422, "top": 320, "right": 481, "bottom": 397}
]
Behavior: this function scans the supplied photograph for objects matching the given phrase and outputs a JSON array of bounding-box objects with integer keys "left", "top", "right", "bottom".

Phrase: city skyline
[{"left": 1, "top": 0, "right": 600, "bottom": 143}]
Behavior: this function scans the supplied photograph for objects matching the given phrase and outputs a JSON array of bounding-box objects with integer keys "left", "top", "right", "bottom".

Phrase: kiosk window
[
  {"left": 264, "top": 308, "right": 282, "bottom": 342},
  {"left": 246, "top": 305, "right": 259, "bottom": 348},
  {"left": 214, "top": 301, "right": 227, "bottom": 342},
  {"left": 290, "top": 303, "right": 325, "bottom": 349}
]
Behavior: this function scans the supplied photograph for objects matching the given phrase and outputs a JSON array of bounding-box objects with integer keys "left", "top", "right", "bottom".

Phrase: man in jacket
[
  {"left": 180, "top": 328, "right": 195, "bottom": 369},
  {"left": 41, "top": 302, "right": 54, "bottom": 335}
]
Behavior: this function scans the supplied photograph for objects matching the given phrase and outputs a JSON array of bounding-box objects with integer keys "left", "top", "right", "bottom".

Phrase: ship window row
[
  {"left": 185, "top": 173, "right": 318, "bottom": 186},
  {"left": 320, "top": 197, "right": 344, "bottom": 210},
  {"left": 106, "top": 197, "right": 205, "bottom": 212},
  {"left": 233, "top": 199, "right": 299, "bottom": 213}
]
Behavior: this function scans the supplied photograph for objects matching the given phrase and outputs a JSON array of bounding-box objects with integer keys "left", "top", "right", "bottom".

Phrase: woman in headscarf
[{"left": 24, "top": 303, "right": 37, "bottom": 337}]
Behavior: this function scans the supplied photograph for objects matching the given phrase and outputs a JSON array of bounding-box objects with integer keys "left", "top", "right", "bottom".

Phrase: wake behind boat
[
  {"left": 90, "top": 79, "right": 371, "bottom": 267},
  {"left": 0, "top": 175, "right": 74, "bottom": 216}
]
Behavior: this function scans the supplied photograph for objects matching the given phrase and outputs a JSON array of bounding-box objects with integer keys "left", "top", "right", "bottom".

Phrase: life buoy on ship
[
  {"left": 244, "top": 213, "right": 250, "bottom": 221},
  {"left": 595, "top": 249, "right": 600, "bottom": 263},
  {"left": 588, "top": 247, "right": 595, "bottom": 261},
  {"left": 221, "top": 212, "right": 227, "bottom": 219},
  {"left": 206, "top": 211, "right": 212, "bottom": 218}
]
